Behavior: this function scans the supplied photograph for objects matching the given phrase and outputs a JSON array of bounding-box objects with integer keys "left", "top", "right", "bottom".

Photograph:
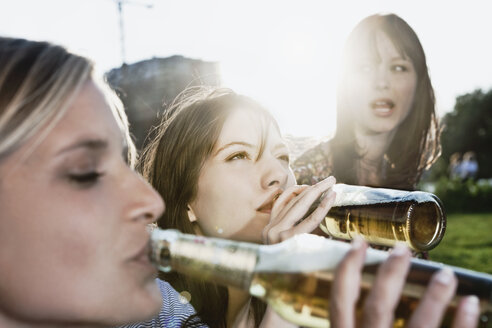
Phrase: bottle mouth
[
  {"left": 150, "top": 229, "right": 179, "bottom": 272},
  {"left": 407, "top": 197, "right": 446, "bottom": 251}
]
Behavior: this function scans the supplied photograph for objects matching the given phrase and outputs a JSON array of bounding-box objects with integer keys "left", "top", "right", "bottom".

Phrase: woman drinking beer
[
  {"left": 0, "top": 37, "right": 198, "bottom": 327},
  {"left": 139, "top": 87, "right": 478, "bottom": 327}
]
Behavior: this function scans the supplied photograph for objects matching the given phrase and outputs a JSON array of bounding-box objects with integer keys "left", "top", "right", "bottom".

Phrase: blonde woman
[{"left": 0, "top": 37, "right": 196, "bottom": 327}]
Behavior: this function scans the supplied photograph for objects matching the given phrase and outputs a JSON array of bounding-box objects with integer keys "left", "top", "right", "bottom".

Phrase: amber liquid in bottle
[
  {"left": 250, "top": 261, "right": 492, "bottom": 328},
  {"left": 307, "top": 184, "right": 446, "bottom": 251},
  {"left": 151, "top": 230, "right": 491, "bottom": 328}
]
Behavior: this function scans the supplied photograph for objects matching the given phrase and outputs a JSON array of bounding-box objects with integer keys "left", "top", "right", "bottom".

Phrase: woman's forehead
[
  {"left": 29, "top": 81, "right": 121, "bottom": 159},
  {"left": 218, "top": 107, "right": 279, "bottom": 142},
  {"left": 351, "top": 31, "right": 407, "bottom": 62}
]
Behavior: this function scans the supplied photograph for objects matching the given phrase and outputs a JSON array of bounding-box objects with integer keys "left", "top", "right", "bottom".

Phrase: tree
[{"left": 435, "top": 88, "right": 492, "bottom": 179}]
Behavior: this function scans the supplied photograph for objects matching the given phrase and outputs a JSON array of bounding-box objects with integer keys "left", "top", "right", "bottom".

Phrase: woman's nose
[
  {"left": 374, "top": 66, "right": 390, "bottom": 90},
  {"left": 127, "top": 170, "right": 165, "bottom": 224},
  {"left": 260, "top": 155, "right": 289, "bottom": 189}
]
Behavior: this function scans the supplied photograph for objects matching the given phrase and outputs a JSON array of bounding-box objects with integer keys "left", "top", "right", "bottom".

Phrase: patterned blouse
[{"left": 120, "top": 279, "right": 208, "bottom": 328}]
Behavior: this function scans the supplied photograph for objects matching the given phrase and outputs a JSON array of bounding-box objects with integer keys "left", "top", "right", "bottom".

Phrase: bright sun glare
[
  {"left": 219, "top": 21, "right": 341, "bottom": 138},
  {"left": 3, "top": 1, "right": 491, "bottom": 139}
]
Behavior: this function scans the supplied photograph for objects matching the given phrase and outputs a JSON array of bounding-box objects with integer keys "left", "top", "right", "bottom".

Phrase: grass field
[{"left": 428, "top": 212, "right": 492, "bottom": 274}]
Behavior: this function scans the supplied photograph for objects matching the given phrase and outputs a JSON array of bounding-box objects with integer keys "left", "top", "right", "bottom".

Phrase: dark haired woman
[{"left": 294, "top": 13, "right": 440, "bottom": 191}]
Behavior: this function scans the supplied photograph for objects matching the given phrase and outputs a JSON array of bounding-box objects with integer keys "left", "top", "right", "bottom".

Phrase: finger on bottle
[
  {"left": 406, "top": 267, "right": 457, "bottom": 328},
  {"left": 330, "top": 235, "right": 367, "bottom": 327},
  {"left": 362, "top": 242, "right": 411, "bottom": 327},
  {"left": 320, "top": 190, "right": 336, "bottom": 209},
  {"left": 316, "top": 175, "right": 336, "bottom": 187},
  {"left": 451, "top": 295, "right": 480, "bottom": 328},
  {"left": 271, "top": 185, "right": 307, "bottom": 215}
]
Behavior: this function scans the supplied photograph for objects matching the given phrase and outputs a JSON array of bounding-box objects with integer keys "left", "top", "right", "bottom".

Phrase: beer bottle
[
  {"left": 307, "top": 184, "right": 446, "bottom": 251},
  {"left": 150, "top": 229, "right": 491, "bottom": 328}
]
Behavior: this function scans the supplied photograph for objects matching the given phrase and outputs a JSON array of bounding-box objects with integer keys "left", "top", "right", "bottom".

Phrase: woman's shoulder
[{"left": 119, "top": 279, "right": 207, "bottom": 328}]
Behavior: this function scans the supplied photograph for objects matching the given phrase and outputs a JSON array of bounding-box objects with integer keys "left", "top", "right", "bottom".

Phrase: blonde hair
[{"left": 0, "top": 37, "right": 135, "bottom": 165}]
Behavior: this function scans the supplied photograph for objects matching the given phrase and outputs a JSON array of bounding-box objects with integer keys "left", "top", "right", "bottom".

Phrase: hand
[
  {"left": 330, "top": 238, "right": 481, "bottom": 328},
  {"left": 262, "top": 176, "right": 336, "bottom": 244}
]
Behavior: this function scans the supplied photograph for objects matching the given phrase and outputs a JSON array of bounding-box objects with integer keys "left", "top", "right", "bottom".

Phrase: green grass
[{"left": 428, "top": 212, "right": 492, "bottom": 274}]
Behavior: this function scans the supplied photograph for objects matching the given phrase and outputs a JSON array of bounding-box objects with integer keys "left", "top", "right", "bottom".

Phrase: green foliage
[
  {"left": 429, "top": 213, "right": 492, "bottom": 274},
  {"left": 422, "top": 157, "right": 448, "bottom": 182},
  {"left": 433, "top": 177, "right": 492, "bottom": 213},
  {"left": 437, "top": 88, "right": 492, "bottom": 179}
]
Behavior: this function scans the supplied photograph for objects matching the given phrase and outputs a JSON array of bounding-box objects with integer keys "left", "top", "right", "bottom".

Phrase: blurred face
[
  {"left": 189, "top": 108, "right": 296, "bottom": 243},
  {"left": 0, "top": 81, "right": 165, "bottom": 326},
  {"left": 345, "top": 32, "right": 417, "bottom": 134}
]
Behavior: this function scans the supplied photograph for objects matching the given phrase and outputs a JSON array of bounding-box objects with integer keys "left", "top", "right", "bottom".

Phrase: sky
[{"left": 1, "top": 0, "right": 491, "bottom": 137}]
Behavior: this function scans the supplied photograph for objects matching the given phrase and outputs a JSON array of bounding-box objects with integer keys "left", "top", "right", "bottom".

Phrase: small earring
[{"left": 187, "top": 206, "right": 197, "bottom": 223}]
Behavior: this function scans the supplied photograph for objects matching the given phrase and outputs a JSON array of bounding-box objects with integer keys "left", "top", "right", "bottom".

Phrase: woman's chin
[{"left": 118, "top": 283, "right": 162, "bottom": 325}]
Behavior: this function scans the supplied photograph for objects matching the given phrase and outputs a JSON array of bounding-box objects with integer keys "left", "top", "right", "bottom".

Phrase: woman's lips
[
  {"left": 257, "top": 191, "right": 281, "bottom": 214},
  {"left": 371, "top": 99, "right": 395, "bottom": 117},
  {"left": 130, "top": 241, "right": 156, "bottom": 273},
  {"left": 257, "top": 202, "right": 273, "bottom": 214}
]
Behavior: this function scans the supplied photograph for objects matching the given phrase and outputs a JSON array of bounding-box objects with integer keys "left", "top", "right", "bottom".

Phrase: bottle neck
[{"left": 152, "top": 230, "right": 259, "bottom": 290}]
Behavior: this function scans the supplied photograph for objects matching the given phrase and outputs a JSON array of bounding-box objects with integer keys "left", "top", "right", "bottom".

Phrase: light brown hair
[{"left": 140, "top": 87, "right": 276, "bottom": 327}]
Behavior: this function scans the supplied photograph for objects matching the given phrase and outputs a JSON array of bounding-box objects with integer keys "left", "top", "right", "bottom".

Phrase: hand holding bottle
[
  {"left": 152, "top": 230, "right": 489, "bottom": 328},
  {"left": 262, "top": 176, "right": 337, "bottom": 244},
  {"left": 331, "top": 238, "right": 481, "bottom": 328}
]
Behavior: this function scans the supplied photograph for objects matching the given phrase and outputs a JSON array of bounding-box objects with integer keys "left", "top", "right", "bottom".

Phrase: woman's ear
[
  {"left": 187, "top": 206, "right": 197, "bottom": 223},
  {"left": 187, "top": 206, "right": 204, "bottom": 236}
]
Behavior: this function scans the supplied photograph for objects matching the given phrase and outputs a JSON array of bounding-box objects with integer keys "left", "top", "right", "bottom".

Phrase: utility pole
[{"left": 114, "top": 0, "right": 154, "bottom": 65}]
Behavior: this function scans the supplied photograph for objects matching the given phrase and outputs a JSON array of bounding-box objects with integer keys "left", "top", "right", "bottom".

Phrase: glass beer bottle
[
  {"left": 307, "top": 184, "right": 446, "bottom": 251},
  {"left": 150, "top": 229, "right": 492, "bottom": 328}
]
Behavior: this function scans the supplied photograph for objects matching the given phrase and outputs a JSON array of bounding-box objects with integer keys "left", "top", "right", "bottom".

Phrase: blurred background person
[
  {"left": 460, "top": 151, "right": 479, "bottom": 180},
  {"left": 294, "top": 13, "right": 440, "bottom": 191},
  {"left": 448, "top": 152, "right": 462, "bottom": 180}
]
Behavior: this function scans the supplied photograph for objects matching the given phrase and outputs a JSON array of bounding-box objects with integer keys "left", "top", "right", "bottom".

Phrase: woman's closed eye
[{"left": 68, "top": 171, "right": 105, "bottom": 187}]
